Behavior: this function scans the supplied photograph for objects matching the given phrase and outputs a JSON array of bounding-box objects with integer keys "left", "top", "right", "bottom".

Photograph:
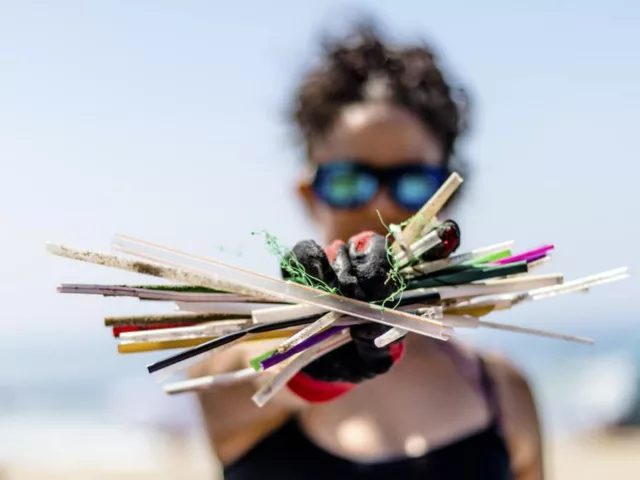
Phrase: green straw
[
  {"left": 250, "top": 349, "right": 276, "bottom": 371},
  {"left": 465, "top": 249, "right": 512, "bottom": 265},
  {"left": 415, "top": 264, "right": 481, "bottom": 278},
  {"left": 407, "top": 261, "right": 527, "bottom": 290}
]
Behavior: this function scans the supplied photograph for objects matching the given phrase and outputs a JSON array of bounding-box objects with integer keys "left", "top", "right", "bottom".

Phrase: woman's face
[{"left": 297, "top": 102, "right": 446, "bottom": 243}]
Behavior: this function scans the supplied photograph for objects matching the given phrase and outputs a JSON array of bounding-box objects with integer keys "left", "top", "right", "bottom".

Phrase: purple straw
[
  {"left": 524, "top": 251, "right": 549, "bottom": 263},
  {"left": 260, "top": 326, "right": 345, "bottom": 370},
  {"left": 494, "top": 244, "right": 554, "bottom": 265}
]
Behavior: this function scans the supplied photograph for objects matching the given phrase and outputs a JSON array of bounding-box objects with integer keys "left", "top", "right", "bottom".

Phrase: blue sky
[{"left": 0, "top": 1, "right": 637, "bottom": 340}]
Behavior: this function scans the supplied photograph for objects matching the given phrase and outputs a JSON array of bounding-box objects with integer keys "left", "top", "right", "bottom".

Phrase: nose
[{"left": 365, "top": 187, "right": 402, "bottom": 224}]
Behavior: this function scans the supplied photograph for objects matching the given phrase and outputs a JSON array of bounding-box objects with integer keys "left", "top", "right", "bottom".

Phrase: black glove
[{"left": 281, "top": 231, "right": 402, "bottom": 384}]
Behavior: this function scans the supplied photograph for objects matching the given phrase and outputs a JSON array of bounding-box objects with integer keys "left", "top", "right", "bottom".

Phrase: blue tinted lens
[
  {"left": 393, "top": 169, "right": 445, "bottom": 210},
  {"left": 313, "top": 163, "right": 378, "bottom": 208}
]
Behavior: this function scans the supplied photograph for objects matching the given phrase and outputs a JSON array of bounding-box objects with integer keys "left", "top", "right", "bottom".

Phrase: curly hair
[{"left": 289, "top": 22, "right": 471, "bottom": 170}]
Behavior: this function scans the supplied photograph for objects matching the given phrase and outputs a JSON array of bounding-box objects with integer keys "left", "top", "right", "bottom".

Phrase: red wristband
[
  {"left": 389, "top": 342, "right": 405, "bottom": 363},
  {"left": 287, "top": 372, "right": 356, "bottom": 402},
  {"left": 286, "top": 341, "right": 405, "bottom": 403}
]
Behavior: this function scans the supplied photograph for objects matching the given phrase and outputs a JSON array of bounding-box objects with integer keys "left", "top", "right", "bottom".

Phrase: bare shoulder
[
  {"left": 482, "top": 352, "right": 539, "bottom": 423},
  {"left": 483, "top": 352, "right": 544, "bottom": 480}
]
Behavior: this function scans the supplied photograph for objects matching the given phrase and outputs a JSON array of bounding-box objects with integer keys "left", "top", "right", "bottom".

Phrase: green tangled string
[
  {"left": 374, "top": 211, "right": 410, "bottom": 311},
  {"left": 253, "top": 222, "right": 413, "bottom": 310},
  {"left": 251, "top": 230, "right": 339, "bottom": 295}
]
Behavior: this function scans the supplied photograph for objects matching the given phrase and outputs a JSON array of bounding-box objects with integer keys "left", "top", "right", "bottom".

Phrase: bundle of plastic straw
[{"left": 46, "top": 173, "right": 630, "bottom": 407}]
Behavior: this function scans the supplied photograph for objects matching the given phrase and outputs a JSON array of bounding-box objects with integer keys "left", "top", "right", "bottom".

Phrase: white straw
[
  {"left": 439, "top": 315, "right": 593, "bottom": 344},
  {"left": 251, "top": 303, "right": 328, "bottom": 324},
  {"left": 175, "top": 301, "right": 285, "bottom": 314},
  {"left": 391, "top": 172, "right": 463, "bottom": 256},
  {"left": 402, "top": 240, "right": 515, "bottom": 278},
  {"left": 57, "top": 283, "right": 264, "bottom": 303},
  {"left": 118, "top": 321, "right": 246, "bottom": 344},
  {"left": 274, "top": 311, "right": 341, "bottom": 354},
  {"left": 374, "top": 306, "right": 444, "bottom": 348},
  {"left": 46, "top": 243, "right": 273, "bottom": 299},
  {"left": 395, "top": 230, "right": 442, "bottom": 267},
  {"left": 402, "top": 273, "right": 563, "bottom": 301},
  {"left": 110, "top": 234, "right": 453, "bottom": 341},
  {"left": 164, "top": 368, "right": 264, "bottom": 394},
  {"left": 252, "top": 331, "right": 351, "bottom": 408},
  {"left": 374, "top": 327, "right": 408, "bottom": 347}
]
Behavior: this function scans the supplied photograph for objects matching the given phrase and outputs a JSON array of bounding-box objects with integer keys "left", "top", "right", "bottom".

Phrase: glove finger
[
  {"left": 282, "top": 239, "right": 339, "bottom": 289},
  {"left": 347, "top": 231, "right": 398, "bottom": 302},
  {"left": 327, "top": 241, "right": 366, "bottom": 301},
  {"left": 421, "top": 220, "right": 461, "bottom": 262},
  {"left": 301, "top": 341, "right": 388, "bottom": 383},
  {"left": 347, "top": 232, "right": 406, "bottom": 344},
  {"left": 350, "top": 322, "right": 390, "bottom": 343}
]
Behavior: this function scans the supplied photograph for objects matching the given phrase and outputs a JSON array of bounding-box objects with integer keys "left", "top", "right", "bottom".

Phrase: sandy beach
[
  {"left": 3, "top": 429, "right": 640, "bottom": 479},
  {"left": 545, "top": 429, "right": 640, "bottom": 480}
]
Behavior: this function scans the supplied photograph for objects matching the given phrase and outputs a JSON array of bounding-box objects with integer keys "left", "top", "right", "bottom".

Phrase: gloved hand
[{"left": 281, "top": 231, "right": 403, "bottom": 384}]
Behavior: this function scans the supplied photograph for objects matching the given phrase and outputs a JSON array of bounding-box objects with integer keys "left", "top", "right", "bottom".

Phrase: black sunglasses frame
[{"left": 309, "top": 160, "right": 448, "bottom": 211}]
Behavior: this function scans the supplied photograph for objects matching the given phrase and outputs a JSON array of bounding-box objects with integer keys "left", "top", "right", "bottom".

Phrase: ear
[{"left": 296, "top": 176, "right": 318, "bottom": 220}]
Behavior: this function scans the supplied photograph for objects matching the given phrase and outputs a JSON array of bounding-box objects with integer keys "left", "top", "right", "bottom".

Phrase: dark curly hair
[{"left": 289, "top": 21, "right": 471, "bottom": 176}]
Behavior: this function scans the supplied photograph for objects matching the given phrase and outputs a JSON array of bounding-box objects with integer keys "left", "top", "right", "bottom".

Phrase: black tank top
[{"left": 223, "top": 349, "right": 514, "bottom": 480}]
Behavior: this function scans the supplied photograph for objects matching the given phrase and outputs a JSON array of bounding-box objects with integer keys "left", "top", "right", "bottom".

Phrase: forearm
[
  {"left": 190, "top": 230, "right": 406, "bottom": 453},
  {"left": 187, "top": 344, "right": 309, "bottom": 465}
]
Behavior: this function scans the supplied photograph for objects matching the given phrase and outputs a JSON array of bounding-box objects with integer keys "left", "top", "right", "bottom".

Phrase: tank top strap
[
  {"left": 476, "top": 354, "right": 504, "bottom": 431},
  {"left": 436, "top": 341, "right": 504, "bottom": 431}
]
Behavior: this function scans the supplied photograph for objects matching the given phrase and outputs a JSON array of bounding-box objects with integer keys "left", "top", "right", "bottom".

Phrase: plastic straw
[
  {"left": 164, "top": 368, "right": 263, "bottom": 394},
  {"left": 110, "top": 234, "right": 452, "bottom": 341},
  {"left": 404, "top": 241, "right": 515, "bottom": 277},
  {"left": 390, "top": 172, "right": 463, "bottom": 256},
  {"left": 494, "top": 245, "right": 554, "bottom": 265},
  {"left": 258, "top": 325, "right": 345, "bottom": 370}
]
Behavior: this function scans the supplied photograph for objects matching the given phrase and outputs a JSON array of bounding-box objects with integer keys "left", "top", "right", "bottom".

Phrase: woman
[{"left": 190, "top": 23, "right": 543, "bottom": 479}]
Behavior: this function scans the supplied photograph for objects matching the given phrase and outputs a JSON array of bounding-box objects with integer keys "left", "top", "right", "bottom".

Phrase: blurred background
[{"left": 0, "top": 1, "right": 638, "bottom": 478}]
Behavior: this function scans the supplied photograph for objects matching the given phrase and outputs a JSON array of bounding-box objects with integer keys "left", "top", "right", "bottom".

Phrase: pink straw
[{"left": 494, "top": 245, "right": 554, "bottom": 265}]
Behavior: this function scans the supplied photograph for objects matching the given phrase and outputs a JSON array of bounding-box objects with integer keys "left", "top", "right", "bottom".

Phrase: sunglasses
[{"left": 310, "top": 160, "right": 448, "bottom": 211}]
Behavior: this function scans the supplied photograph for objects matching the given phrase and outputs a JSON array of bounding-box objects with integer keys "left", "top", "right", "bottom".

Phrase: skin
[
  {"left": 298, "top": 102, "right": 446, "bottom": 242},
  {"left": 190, "top": 101, "right": 544, "bottom": 479}
]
